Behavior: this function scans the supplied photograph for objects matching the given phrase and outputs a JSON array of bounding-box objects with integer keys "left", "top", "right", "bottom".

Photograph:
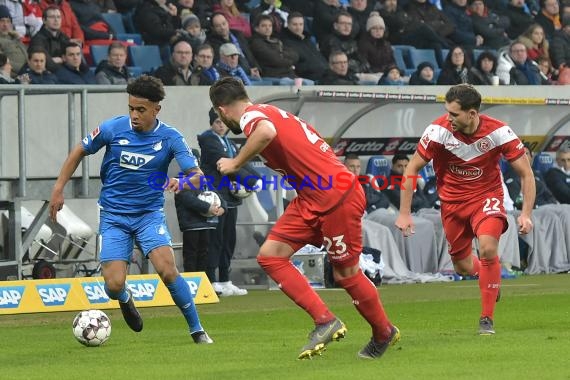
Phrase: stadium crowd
[{"left": 0, "top": 0, "right": 569, "bottom": 85}]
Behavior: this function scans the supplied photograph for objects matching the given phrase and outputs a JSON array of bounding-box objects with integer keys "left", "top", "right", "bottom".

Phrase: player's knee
[
  {"left": 157, "top": 266, "right": 178, "bottom": 284},
  {"left": 478, "top": 242, "right": 499, "bottom": 260},
  {"left": 104, "top": 280, "right": 125, "bottom": 298}
]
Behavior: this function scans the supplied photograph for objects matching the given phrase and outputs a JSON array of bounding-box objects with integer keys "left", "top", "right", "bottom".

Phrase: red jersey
[
  {"left": 240, "top": 104, "right": 353, "bottom": 213},
  {"left": 417, "top": 114, "right": 525, "bottom": 203}
]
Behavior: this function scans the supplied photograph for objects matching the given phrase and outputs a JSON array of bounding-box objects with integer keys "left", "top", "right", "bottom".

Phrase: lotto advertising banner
[{"left": 0, "top": 273, "right": 219, "bottom": 315}]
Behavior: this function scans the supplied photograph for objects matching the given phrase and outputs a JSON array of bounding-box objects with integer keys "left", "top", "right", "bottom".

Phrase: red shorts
[
  {"left": 440, "top": 194, "right": 508, "bottom": 262},
  {"left": 267, "top": 185, "right": 365, "bottom": 268}
]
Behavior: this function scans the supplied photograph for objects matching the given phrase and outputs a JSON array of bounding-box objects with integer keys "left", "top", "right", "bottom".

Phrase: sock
[
  {"left": 335, "top": 270, "right": 392, "bottom": 342},
  {"left": 165, "top": 275, "right": 203, "bottom": 333},
  {"left": 479, "top": 256, "right": 501, "bottom": 319},
  {"left": 258, "top": 256, "right": 335, "bottom": 324},
  {"left": 469, "top": 255, "right": 481, "bottom": 276},
  {"left": 104, "top": 284, "right": 130, "bottom": 303}
]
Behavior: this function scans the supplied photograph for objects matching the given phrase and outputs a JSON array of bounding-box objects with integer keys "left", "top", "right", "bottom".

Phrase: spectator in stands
[
  {"left": 408, "top": 61, "right": 436, "bottom": 85},
  {"left": 39, "top": 0, "right": 85, "bottom": 44},
  {"left": 536, "top": 54, "right": 556, "bottom": 80},
  {"left": 250, "top": 0, "right": 290, "bottom": 35},
  {"left": 213, "top": 0, "right": 251, "bottom": 38},
  {"left": 377, "top": 64, "right": 404, "bottom": 85},
  {"left": 496, "top": 40, "right": 550, "bottom": 84},
  {"left": 0, "top": 0, "right": 26, "bottom": 36},
  {"left": 405, "top": 0, "right": 455, "bottom": 47},
  {"left": 313, "top": 0, "right": 344, "bottom": 46},
  {"left": 69, "top": 0, "right": 114, "bottom": 41},
  {"left": 281, "top": 12, "right": 328, "bottom": 82},
  {"left": 500, "top": 0, "right": 534, "bottom": 39},
  {"left": 55, "top": 41, "right": 96, "bottom": 83},
  {"left": 318, "top": 50, "right": 360, "bottom": 84},
  {"left": 549, "top": 14, "right": 570, "bottom": 71},
  {"left": 215, "top": 42, "right": 251, "bottom": 84},
  {"left": 348, "top": 0, "right": 375, "bottom": 38},
  {"left": 518, "top": 23, "right": 550, "bottom": 62},
  {"left": 468, "top": 50, "right": 503, "bottom": 84},
  {"left": 0, "top": 52, "right": 24, "bottom": 83},
  {"left": 95, "top": 41, "right": 131, "bottom": 84},
  {"left": 379, "top": 0, "right": 449, "bottom": 66},
  {"left": 179, "top": 13, "right": 206, "bottom": 53},
  {"left": 384, "top": 154, "right": 430, "bottom": 212},
  {"left": 505, "top": 146, "right": 558, "bottom": 208},
  {"left": 194, "top": 43, "right": 220, "bottom": 82},
  {"left": 545, "top": 145, "right": 570, "bottom": 204},
  {"left": 344, "top": 154, "right": 391, "bottom": 214},
  {"left": 134, "top": 0, "right": 181, "bottom": 58},
  {"left": 443, "top": 0, "right": 484, "bottom": 49},
  {"left": 176, "top": 0, "right": 208, "bottom": 27},
  {"left": 249, "top": 14, "right": 298, "bottom": 81},
  {"left": 0, "top": 5, "right": 28, "bottom": 75},
  {"left": 534, "top": 0, "right": 561, "bottom": 40},
  {"left": 18, "top": 47, "right": 59, "bottom": 83},
  {"left": 207, "top": 12, "right": 261, "bottom": 79},
  {"left": 321, "top": 11, "right": 369, "bottom": 74},
  {"left": 154, "top": 39, "right": 212, "bottom": 85},
  {"left": 468, "top": 0, "right": 511, "bottom": 50},
  {"left": 437, "top": 45, "right": 472, "bottom": 84},
  {"left": 29, "top": 6, "right": 71, "bottom": 72},
  {"left": 358, "top": 12, "right": 396, "bottom": 74}
]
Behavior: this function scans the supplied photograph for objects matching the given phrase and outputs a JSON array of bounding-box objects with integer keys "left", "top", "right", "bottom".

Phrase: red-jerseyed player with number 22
[
  {"left": 396, "top": 84, "right": 536, "bottom": 335},
  {"left": 210, "top": 77, "right": 399, "bottom": 360}
]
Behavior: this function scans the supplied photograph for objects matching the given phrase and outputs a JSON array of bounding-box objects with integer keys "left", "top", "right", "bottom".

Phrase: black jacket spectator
[
  {"left": 312, "top": 0, "right": 342, "bottom": 45},
  {"left": 361, "top": 182, "right": 391, "bottom": 214},
  {"left": 358, "top": 29, "right": 395, "bottom": 74},
  {"left": 55, "top": 62, "right": 96, "bottom": 84},
  {"left": 248, "top": 32, "right": 298, "bottom": 78},
  {"left": 504, "top": 166, "right": 558, "bottom": 208},
  {"left": 404, "top": 0, "right": 455, "bottom": 43},
  {"left": 321, "top": 30, "right": 369, "bottom": 74},
  {"left": 174, "top": 189, "right": 227, "bottom": 231},
  {"left": 534, "top": 7, "right": 559, "bottom": 41},
  {"left": 545, "top": 167, "right": 570, "bottom": 204},
  {"left": 29, "top": 25, "right": 70, "bottom": 72},
  {"left": 549, "top": 28, "right": 570, "bottom": 69},
  {"left": 443, "top": 0, "right": 478, "bottom": 47},
  {"left": 318, "top": 68, "right": 359, "bottom": 85},
  {"left": 281, "top": 27, "right": 328, "bottom": 81},
  {"left": 134, "top": 0, "right": 180, "bottom": 47},
  {"left": 499, "top": 1, "right": 533, "bottom": 39},
  {"left": 509, "top": 60, "right": 548, "bottom": 84},
  {"left": 469, "top": 3, "right": 511, "bottom": 49},
  {"left": 18, "top": 64, "right": 59, "bottom": 84},
  {"left": 153, "top": 61, "right": 213, "bottom": 85},
  {"left": 384, "top": 169, "right": 430, "bottom": 212},
  {"left": 94, "top": 60, "right": 131, "bottom": 84}
]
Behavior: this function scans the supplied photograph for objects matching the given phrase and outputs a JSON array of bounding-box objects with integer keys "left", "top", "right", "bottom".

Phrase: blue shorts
[{"left": 99, "top": 210, "right": 172, "bottom": 263}]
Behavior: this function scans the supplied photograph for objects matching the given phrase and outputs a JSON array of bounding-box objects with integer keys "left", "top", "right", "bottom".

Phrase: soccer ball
[
  {"left": 231, "top": 182, "right": 253, "bottom": 199},
  {"left": 72, "top": 309, "right": 112, "bottom": 347},
  {"left": 197, "top": 191, "right": 221, "bottom": 216}
]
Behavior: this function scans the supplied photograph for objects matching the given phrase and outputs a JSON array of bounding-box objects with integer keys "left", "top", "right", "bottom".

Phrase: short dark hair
[
  {"left": 444, "top": 84, "right": 482, "bottom": 111},
  {"left": 392, "top": 154, "right": 409, "bottom": 165},
  {"left": 196, "top": 43, "right": 214, "bottom": 55},
  {"left": 108, "top": 41, "right": 127, "bottom": 54},
  {"left": 63, "top": 41, "right": 82, "bottom": 54},
  {"left": 126, "top": 75, "right": 165, "bottom": 102},
  {"left": 253, "top": 14, "right": 273, "bottom": 28},
  {"left": 27, "top": 46, "right": 48, "bottom": 59},
  {"left": 344, "top": 154, "right": 360, "bottom": 162},
  {"left": 42, "top": 5, "right": 60, "bottom": 20},
  {"left": 287, "top": 11, "right": 304, "bottom": 23},
  {"left": 209, "top": 77, "right": 250, "bottom": 108}
]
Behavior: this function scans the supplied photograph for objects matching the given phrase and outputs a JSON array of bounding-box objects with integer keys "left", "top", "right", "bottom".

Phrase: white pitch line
[{"left": 452, "top": 284, "right": 540, "bottom": 288}]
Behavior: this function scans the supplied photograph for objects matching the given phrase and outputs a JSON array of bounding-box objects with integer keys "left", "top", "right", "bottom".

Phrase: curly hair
[{"left": 126, "top": 75, "right": 165, "bottom": 102}]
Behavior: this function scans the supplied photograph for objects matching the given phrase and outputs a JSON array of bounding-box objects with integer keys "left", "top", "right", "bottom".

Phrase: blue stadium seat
[
  {"left": 532, "top": 152, "right": 554, "bottom": 174},
  {"left": 128, "top": 45, "right": 162, "bottom": 74},
  {"left": 90, "top": 45, "right": 109, "bottom": 66},
  {"left": 419, "top": 161, "right": 435, "bottom": 181},
  {"left": 499, "top": 157, "right": 509, "bottom": 174},
  {"left": 129, "top": 66, "right": 143, "bottom": 78},
  {"left": 249, "top": 162, "right": 276, "bottom": 213},
  {"left": 366, "top": 155, "right": 391, "bottom": 188},
  {"left": 392, "top": 47, "right": 407, "bottom": 71},
  {"left": 101, "top": 12, "right": 126, "bottom": 34},
  {"left": 392, "top": 45, "right": 414, "bottom": 69},
  {"left": 409, "top": 48, "right": 439, "bottom": 69}
]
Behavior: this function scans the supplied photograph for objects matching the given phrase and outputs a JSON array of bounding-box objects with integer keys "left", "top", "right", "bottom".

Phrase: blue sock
[
  {"left": 165, "top": 275, "right": 203, "bottom": 334},
  {"left": 104, "top": 284, "right": 130, "bottom": 303}
]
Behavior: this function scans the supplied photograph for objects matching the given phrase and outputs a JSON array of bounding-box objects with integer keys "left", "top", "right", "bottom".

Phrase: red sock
[
  {"left": 257, "top": 256, "right": 335, "bottom": 324},
  {"left": 336, "top": 270, "right": 392, "bottom": 342},
  {"left": 479, "top": 256, "right": 501, "bottom": 319},
  {"left": 469, "top": 255, "right": 481, "bottom": 276}
]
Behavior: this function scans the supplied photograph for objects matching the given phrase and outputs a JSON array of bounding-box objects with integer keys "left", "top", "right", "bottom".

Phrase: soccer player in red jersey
[
  {"left": 396, "top": 84, "right": 536, "bottom": 335},
  {"left": 210, "top": 77, "right": 399, "bottom": 359}
]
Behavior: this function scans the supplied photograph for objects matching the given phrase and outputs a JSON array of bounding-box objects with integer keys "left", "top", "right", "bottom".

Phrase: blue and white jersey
[{"left": 82, "top": 115, "right": 197, "bottom": 213}]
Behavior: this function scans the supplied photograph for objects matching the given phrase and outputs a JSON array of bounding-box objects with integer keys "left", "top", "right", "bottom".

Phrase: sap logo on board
[
  {"left": 127, "top": 279, "right": 159, "bottom": 301},
  {"left": 120, "top": 151, "right": 155, "bottom": 170},
  {"left": 0, "top": 286, "right": 25, "bottom": 308},
  {"left": 36, "top": 284, "right": 71, "bottom": 306},
  {"left": 181, "top": 276, "right": 202, "bottom": 297},
  {"left": 82, "top": 282, "right": 110, "bottom": 304}
]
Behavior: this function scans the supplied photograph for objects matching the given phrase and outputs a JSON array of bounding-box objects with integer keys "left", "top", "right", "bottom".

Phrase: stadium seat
[
  {"left": 409, "top": 48, "right": 439, "bottom": 69},
  {"left": 532, "top": 152, "right": 554, "bottom": 174},
  {"left": 128, "top": 45, "right": 162, "bottom": 74},
  {"left": 419, "top": 161, "right": 436, "bottom": 181},
  {"left": 90, "top": 45, "right": 109, "bottom": 66},
  {"left": 499, "top": 157, "right": 509, "bottom": 174},
  {"left": 129, "top": 66, "right": 143, "bottom": 78},
  {"left": 392, "top": 45, "right": 414, "bottom": 69},
  {"left": 101, "top": 12, "right": 126, "bottom": 34},
  {"left": 365, "top": 155, "right": 391, "bottom": 188},
  {"left": 249, "top": 161, "right": 276, "bottom": 213},
  {"left": 392, "top": 47, "right": 407, "bottom": 71}
]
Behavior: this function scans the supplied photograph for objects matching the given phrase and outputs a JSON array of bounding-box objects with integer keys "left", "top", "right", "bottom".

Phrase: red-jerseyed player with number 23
[
  {"left": 210, "top": 77, "right": 399, "bottom": 360},
  {"left": 396, "top": 84, "right": 536, "bottom": 335}
]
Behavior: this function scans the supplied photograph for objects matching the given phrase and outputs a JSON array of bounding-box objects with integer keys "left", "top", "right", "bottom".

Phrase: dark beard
[{"left": 220, "top": 113, "right": 242, "bottom": 135}]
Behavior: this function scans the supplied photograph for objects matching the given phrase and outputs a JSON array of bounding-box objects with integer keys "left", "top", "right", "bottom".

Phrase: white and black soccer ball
[
  {"left": 72, "top": 309, "right": 111, "bottom": 347},
  {"left": 197, "top": 191, "right": 221, "bottom": 216},
  {"left": 231, "top": 182, "right": 253, "bottom": 199}
]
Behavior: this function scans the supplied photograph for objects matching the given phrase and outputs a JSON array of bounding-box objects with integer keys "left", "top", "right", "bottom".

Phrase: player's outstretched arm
[
  {"left": 510, "top": 154, "right": 536, "bottom": 234},
  {"left": 217, "top": 120, "right": 276, "bottom": 175},
  {"left": 395, "top": 152, "right": 427, "bottom": 236},
  {"left": 49, "top": 144, "right": 88, "bottom": 222}
]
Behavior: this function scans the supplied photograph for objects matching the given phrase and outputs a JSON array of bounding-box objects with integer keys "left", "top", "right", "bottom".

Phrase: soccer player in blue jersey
[{"left": 49, "top": 75, "right": 214, "bottom": 344}]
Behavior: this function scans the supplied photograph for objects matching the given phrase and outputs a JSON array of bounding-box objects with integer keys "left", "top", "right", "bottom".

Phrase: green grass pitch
[{"left": 1, "top": 274, "right": 569, "bottom": 380}]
